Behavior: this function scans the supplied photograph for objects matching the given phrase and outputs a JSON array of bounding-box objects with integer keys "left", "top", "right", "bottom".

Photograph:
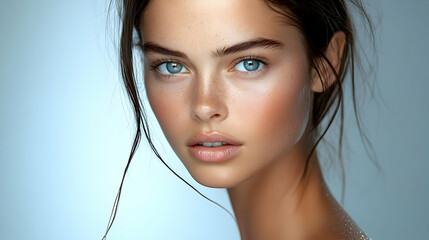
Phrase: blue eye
[
  {"left": 234, "top": 59, "right": 264, "bottom": 72},
  {"left": 157, "top": 62, "right": 188, "bottom": 74}
]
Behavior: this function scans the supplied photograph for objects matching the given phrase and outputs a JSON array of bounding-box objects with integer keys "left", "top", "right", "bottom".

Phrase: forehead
[{"left": 141, "top": 0, "right": 298, "bottom": 53}]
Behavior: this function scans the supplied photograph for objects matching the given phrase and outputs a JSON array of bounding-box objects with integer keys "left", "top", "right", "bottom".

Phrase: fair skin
[{"left": 141, "top": 0, "right": 369, "bottom": 239}]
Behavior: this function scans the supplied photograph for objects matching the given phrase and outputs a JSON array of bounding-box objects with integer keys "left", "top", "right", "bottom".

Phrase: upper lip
[{"left": 187, "top": 132, "right": 242, "bottom": 146}]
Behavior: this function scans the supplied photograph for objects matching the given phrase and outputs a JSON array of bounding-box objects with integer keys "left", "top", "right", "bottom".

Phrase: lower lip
[{"left": 187, "top": 145, "right": 242, "bottom": 162}]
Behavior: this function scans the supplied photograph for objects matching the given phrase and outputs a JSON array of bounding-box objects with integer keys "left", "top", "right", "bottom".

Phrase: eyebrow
[{"left": 142, "top": 38, "right": 284, "bottom": 59}]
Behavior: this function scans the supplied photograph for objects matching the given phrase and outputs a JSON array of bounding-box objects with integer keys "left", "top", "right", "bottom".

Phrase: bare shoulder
[
  {"left": 308, "top": 214, "right": 372, "bottom": 240},
  {"left": 325, "top": 205, "right": 372, "bottom": 240},
  {"left": 309, "top": 196, "right": 372, "bottom": 240}
]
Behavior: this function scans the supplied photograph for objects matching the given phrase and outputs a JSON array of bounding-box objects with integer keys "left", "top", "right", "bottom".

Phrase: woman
[{"left": 104, "top": 0, "right": 376, "bottom": 239}]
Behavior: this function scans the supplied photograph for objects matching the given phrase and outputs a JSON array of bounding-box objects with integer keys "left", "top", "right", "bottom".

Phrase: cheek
[
  {"left": 144, "top": 79, "right": 187, "bottom": 148},
  {"left": 237, "top": 74, "right": 311, "bottom": 155}
]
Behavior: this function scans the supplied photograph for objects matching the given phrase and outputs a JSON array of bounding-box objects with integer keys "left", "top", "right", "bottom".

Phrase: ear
[{"left": 311, "top": 31, "right": 346, "bottom": 93}]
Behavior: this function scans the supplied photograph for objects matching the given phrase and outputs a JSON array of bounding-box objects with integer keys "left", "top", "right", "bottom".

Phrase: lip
[
  {"left": 186, "top": 132, "right": 242, "bottom": 146},
  {"left": 188, "top": 144, "right": 242, "bottom": 162},
  {"left": 186, "top": 132, "right": 243, "bottom": 162}
]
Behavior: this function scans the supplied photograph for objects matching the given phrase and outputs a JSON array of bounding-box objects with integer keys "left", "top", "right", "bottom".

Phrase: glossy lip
[
  {"left": 188, "top": 144, "right": 242, "bottom": 162},
  {"left": 186, "top": 132, "right": 243, "bottom": 146}
]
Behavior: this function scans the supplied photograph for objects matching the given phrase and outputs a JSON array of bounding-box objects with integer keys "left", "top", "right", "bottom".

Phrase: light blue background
[{"left": 1, "top": 0, "right": 428, "bottom": 239}]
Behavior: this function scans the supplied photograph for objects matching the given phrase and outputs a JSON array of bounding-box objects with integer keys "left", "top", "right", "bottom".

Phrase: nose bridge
[{"left": 191, "top": 71, "right": 227, "bottom": 122}]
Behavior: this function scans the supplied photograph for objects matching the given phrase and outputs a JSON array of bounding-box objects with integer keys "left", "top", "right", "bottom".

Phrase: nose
[{"left": 191, "top": 74, "right": 228, "bottom": 123}]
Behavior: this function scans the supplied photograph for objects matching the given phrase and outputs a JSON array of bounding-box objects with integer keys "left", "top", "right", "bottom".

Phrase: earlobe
[{"left": 311, "top": 31, "right": 347, "bottom": 93}]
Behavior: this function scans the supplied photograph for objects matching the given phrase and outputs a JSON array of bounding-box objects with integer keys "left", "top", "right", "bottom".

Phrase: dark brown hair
[{"left": 102, "top": 0, "right": 377, "bottom": 238}]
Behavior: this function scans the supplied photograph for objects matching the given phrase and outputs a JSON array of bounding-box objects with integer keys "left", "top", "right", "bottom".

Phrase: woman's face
[{"left": 141, "top": 0, "right": 313, "bottom": 188}]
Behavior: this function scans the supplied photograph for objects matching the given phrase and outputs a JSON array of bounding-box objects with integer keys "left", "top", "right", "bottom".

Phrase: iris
[
  {"left": 243, "top": 60, "right": 259, "bottom": 71},
  {"left": 166, "top": 62, "right": 183, "bottom": 73},
  {"left": 235, "top": 59, "right": 264, "bottom": 72}
]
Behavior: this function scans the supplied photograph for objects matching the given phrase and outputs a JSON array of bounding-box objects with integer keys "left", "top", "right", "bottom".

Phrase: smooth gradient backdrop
[{"left": 1, "top": 0, "right": 428, "bottom": 239}]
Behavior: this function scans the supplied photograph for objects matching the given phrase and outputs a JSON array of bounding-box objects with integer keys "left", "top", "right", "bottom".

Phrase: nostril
[{"left": 210, "top": 113, "right": 221, "bottom": 119}]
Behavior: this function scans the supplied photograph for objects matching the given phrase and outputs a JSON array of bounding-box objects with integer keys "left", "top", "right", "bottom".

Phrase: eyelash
[
  {"left": 148, "top": 58, "right": 185, "bottom": 80},
  {"left": 232, "top": 56, "right": 268, "bottom": 75},
  {"left": 148, "top": 56, "right": 268, "bottom": 79},
  {"left": 148, "top": 58, "right": 179, "bottom": 71}
]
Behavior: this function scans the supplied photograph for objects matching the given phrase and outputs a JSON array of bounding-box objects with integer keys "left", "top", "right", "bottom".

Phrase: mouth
[
  {"left": 196, "top": 142, "right": 230, "bottom": 147},
  {"left": 186, "top": 132, "right": 242, "bottom": 147},
  {"left": 187, "top": 144, "right": 242, "bottom": 162},
  {"left": 187, "top": 132, "right": 242, "bottom": 162}
]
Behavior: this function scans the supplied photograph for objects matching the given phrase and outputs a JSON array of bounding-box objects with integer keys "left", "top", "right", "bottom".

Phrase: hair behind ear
[{"left": 311, "top": 31, "right": 347, "bottom": 93}]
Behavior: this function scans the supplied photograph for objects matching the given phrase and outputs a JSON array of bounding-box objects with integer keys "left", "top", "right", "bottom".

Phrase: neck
[{"left": 226, "top": 138, "right": 340, "bottom": 240}]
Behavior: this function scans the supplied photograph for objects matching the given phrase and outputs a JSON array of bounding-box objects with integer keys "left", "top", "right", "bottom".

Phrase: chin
[{"left": 186, "top": 164, "right": 244, "bottom": 189}]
